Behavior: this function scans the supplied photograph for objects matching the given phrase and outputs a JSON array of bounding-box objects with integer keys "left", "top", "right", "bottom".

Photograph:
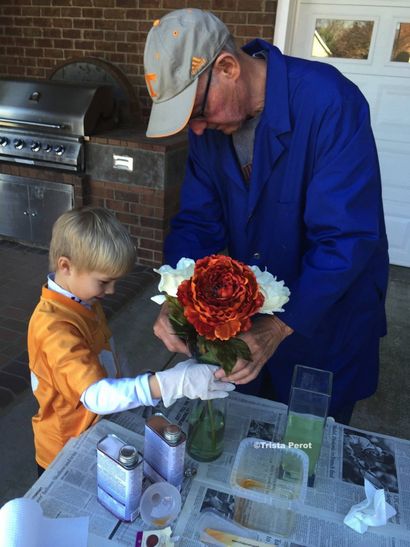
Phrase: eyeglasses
[{"left": 191, "top": 62, "right": 214, "bottom": 120}]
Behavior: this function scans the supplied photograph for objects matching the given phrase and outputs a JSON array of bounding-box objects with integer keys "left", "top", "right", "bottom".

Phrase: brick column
[{"left": 85, "top": 128, "right": 188, "bottom": 267}]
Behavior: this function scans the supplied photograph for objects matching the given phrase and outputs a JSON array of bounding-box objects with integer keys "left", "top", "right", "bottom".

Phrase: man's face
[{"left": 188, "top": 62, "right": 247, "bottom": 136}]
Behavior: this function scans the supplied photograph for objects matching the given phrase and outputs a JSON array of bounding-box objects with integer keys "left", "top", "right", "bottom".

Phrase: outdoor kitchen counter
[{"left": 85, "top": 127, "right": 188, "bottom": 191}]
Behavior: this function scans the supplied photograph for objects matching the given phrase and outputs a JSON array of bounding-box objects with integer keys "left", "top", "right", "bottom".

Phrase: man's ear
[
  {"left": 57, "top": 256, "right": 72, "bottom": 275},
  {"left": 214, "top": 52, "right": 240, "bottom": 81}
]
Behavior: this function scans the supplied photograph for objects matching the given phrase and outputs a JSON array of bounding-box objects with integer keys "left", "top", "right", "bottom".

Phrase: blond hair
[{"left": 49, "top": 207, "right": 136, "bottom": 276}]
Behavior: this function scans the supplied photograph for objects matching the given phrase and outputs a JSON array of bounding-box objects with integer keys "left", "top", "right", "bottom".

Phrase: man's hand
[
  {"left": 153, "top": 303, "right": 190, "bottom": 355},
  {"left": 214, "top": 316, "right": 293, "bottom": 384}
]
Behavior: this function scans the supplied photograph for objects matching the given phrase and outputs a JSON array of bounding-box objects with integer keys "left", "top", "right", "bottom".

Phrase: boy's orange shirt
[{"left": 28, "top": 285, "right": 112, "bottom": 468}]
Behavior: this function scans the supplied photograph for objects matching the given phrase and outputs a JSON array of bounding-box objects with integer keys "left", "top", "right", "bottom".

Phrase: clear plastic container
[
  {"left": 229, "top": 437, "right": 308, "bottom": 538},
  {"left": 139, "top": 482, "right": 181, "bottom": 528}
]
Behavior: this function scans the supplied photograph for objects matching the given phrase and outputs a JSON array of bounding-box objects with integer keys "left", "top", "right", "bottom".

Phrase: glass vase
[{"left": 186, "top": 397, "right": 226, "bottom": 462}]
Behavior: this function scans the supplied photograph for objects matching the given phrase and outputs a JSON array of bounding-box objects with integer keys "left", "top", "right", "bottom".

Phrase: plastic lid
[
  {"left": 119, "top": 444, "right": 139, "bottom": 468},
  {"left": 230, "top": 437, "right": 308, "bottom": 509},
  {"left": 139, "top": 482, "right": 182, "bottom": 528}
]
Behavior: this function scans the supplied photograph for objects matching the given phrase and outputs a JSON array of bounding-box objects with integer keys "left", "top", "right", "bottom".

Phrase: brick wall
[
  {"left": 84, "top": 179, "right": 168, "bottom": 266},
  {"left": 0, "top": 0, "right": 278, "bottom": 122}
]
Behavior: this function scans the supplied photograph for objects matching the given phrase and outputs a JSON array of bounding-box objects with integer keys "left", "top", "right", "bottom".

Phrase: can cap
[
  {"left": 163, "top": 424, "right": 181, "bottom": 444},
  {"left": 119, "top": 444, "right": 139, "bottom": 468}
]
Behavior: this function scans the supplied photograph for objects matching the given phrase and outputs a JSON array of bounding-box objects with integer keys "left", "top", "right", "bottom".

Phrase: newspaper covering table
[{"left": 25, "top": 392, "right": 410, "bottom": 546}]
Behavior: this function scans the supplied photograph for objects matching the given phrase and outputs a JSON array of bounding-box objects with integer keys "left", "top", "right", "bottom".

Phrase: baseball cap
[{"left": 144, "top": 9, "right": 230, "bottom": 138}]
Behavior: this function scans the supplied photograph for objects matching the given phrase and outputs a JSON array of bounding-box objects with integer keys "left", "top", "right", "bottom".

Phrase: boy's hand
[{"left": 154, "top": 359, "right": 235, "bottom": 408}]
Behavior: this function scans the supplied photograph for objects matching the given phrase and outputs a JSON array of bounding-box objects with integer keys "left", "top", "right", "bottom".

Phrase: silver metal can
[
  {"left": 143, "top": 413, "right": 186, "bottom": 490},
  {"left": 97, "top": 434, "right": 143, "bottom": 522}
]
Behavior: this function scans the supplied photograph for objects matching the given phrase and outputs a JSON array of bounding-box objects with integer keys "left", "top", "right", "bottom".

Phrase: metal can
[
  {"left": 97, "top": 434, "right": 143, "bottom": 522},
  {"left": 143, "top": 413, "right": 186, "bottom": 490}
]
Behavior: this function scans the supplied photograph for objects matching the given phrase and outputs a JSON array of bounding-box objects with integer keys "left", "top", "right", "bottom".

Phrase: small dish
[{"left": 139, "top": 482, "right": 182, "bottom": 528}]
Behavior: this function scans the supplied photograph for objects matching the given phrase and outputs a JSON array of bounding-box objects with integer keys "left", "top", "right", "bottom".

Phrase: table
[{"left": 25, "top": 392, "right": 410, "bottom": 546}]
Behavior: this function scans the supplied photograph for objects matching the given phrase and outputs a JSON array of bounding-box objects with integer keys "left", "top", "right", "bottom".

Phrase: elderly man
[{"left": 143, "top": 9, "right": 389, "bottom": 423}]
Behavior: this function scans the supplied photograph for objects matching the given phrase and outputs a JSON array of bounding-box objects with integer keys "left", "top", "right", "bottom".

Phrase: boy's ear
[{"left": 57, "top": 256, "right": 72, "bottom": 275}]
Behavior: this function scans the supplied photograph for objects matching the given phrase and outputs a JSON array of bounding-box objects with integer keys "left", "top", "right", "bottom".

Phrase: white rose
[
  {"left": 151, "top": 257, "right": 195, "bottom": 304},
  {"left": 251, "top": 265, "right": 290, "bottom": 314}
]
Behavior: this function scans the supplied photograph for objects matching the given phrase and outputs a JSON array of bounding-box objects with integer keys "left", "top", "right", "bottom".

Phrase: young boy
[{"left": 28, "top": 207, "right": 234, "bottom": 473}]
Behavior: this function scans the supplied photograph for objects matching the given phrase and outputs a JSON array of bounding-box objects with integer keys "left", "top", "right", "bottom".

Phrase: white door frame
[{"left": 273, "top": 0, "right": 297, "bottom": 52}]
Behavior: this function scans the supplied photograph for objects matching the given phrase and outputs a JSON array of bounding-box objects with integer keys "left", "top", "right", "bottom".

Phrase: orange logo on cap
[
  {"left": 145, "top": 73, "right": 158, "bottom": 98},
  {"left": 191, "top": 56, "right": 206, "bottom": 76}
]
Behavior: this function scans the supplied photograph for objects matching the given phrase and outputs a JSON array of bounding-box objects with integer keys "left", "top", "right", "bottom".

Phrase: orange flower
[{"left": 177, "top": 255, "right": 264, "bottom": 341}]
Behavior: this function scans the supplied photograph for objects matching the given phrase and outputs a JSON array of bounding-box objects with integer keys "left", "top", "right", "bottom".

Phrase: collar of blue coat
[{"left": 242, "top": 39, "right": 291, "bottom": 136}]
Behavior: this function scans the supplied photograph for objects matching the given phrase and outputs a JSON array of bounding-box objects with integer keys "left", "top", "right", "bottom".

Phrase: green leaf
[
  {"left": 196, "top": 336, "right": 252, "bottom": 375},
  {"left": 165, "top": 295, "right": 184, "bottom": 317},
  {"left": 229, "top": 337, "right": 252, "bottom": 361},
  {"left": 166, "top": 296, "right": 188, "bottom": 327},
  {"left": 164, "top": 295, "right": 199, "bottom": 348},
  {"left": 169, "top": 316, "right": 188, "bottom": 336}
]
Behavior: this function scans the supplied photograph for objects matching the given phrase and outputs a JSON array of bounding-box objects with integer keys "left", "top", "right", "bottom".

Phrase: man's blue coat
[{"left": 164, "top": 40, "right": 389, "bottom": 414}]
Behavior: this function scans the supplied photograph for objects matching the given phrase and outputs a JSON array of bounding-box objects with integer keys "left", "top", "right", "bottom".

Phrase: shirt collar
[{"left": 47, "top": 273, "right": 92, "bottom": 309}]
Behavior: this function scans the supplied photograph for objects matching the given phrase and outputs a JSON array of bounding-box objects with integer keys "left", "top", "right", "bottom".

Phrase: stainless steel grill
[{"left": 0, "top": 78, "right": 115, "bottom": 172}]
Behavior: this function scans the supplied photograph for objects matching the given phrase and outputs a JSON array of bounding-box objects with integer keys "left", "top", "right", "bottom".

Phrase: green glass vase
[{"left": 186, "top": 397, "right": 226, "bottom": 462}]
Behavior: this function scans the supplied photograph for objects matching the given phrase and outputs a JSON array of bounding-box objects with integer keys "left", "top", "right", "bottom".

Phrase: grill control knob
[
  {"left": 13, "top": 138, "right": 25, "bottom": 150},
  {"left": 54, "top": 145, "right": 65, "bottom": 156},
  {"left": 0, "top": 137, "right": 9, "bottom": 147},
  {"left": 30, "top": 141, "right": 41, "bottom": 152},
  {"left": 43, "top": 144, "right": 52, "bottom": 152}
]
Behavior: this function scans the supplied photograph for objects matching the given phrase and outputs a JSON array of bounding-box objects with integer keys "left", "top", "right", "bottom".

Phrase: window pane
[
  {"left": 391, "top": 22, "right": 410, "bottom": 62},
  {"left": 312, "top": 19, "right": 374, "bottom": 59}
]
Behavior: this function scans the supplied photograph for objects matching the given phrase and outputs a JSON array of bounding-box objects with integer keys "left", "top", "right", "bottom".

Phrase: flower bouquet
[{"left": 152, "top": 255, "right": 290, "bottom": 461}]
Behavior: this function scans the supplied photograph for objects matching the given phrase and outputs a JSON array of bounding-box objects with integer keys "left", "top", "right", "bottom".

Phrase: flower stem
[
  {"left": 207, "top": 399, "right": 216, "bottom": 450},
  {"left": 186, "top": 401, "right": 207, "bottom": 452}
]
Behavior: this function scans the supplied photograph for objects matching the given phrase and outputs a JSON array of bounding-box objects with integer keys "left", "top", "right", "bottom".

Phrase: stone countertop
[{"left": 89, "top": 126, "right": 188, "bottom": 152}]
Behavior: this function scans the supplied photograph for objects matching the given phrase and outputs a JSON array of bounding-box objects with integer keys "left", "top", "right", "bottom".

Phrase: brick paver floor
[{"left": 0, "top": 239, "right": 156, "bottom": 409}]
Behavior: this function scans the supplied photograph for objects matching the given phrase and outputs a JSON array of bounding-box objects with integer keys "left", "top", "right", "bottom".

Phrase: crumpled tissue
[
  {"left": 343, "top": 479, "right": 396, "bottom": 534},
  {"left": 0, "top": 497, "right": 89, "bottom": 547}
]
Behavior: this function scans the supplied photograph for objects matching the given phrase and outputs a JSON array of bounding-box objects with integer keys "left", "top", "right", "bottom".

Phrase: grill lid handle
[{"left": 0, "top": 118, "right": 65, "bottom": 129}]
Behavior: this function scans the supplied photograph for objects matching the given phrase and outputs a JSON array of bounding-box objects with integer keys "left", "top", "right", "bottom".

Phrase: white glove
[{"left": 155, "top": 359, "right": 235, "bottom": 408}]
